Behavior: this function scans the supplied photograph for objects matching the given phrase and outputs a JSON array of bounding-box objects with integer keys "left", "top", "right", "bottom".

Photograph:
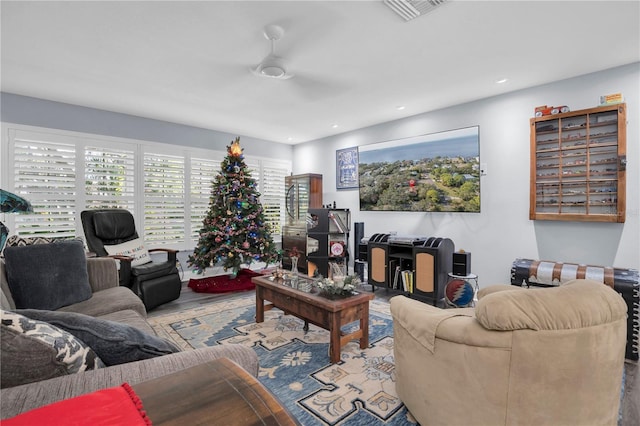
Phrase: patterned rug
[{"left": 149, "top": 292, "right": 417, "bottom": 425}]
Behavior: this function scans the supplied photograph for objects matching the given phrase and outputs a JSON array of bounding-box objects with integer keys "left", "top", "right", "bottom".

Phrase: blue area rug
[{"left": 149, "top": 294, "right": 417, "bottom": 425}]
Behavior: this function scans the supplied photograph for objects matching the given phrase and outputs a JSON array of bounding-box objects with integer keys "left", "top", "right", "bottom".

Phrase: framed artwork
[
  {"left": 358, "top": 126, "right": 480, "bottom": 212},
  {"left": 336, "top": 147, "right": 359, "bottom": 190}
]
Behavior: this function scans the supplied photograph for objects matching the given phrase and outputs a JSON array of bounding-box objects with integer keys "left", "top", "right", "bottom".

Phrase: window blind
[
  {"left": 260, "top": 164, "right": 289, "bottom": 235},
  {"left": 11, "top": 132, "right": 77, "bottom": 238},
  {"left": 84, "top": 145, "right": 136, "bottom": 212},
  {"left": 189, "top": 156, "right": 221, "bottom": 243},
  {"left": 4, "top": 126, "right": 291, "bottom": 249},
  {"left": 143, "top": 151, "right": 186, "bottom": 245}
]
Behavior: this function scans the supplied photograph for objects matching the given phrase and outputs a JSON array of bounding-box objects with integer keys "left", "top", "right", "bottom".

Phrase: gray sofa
[{"left": 0, "top": 256, "right": 258, "bottom": 419}]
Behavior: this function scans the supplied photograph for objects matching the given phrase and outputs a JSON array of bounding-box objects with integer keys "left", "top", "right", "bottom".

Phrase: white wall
[
  {"left": 0, "top": 92, "right": 292, "bottom": 159},
  {"left": 293, "top": 63, "right": 640, "bottom": 287}
]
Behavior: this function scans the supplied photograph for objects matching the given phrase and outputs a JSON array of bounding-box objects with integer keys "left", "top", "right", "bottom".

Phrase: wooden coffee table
[
  {"left": 132, "top": 357, "right": 299, "bottom": 425},
  {"left": 252, "top": 274, "right": 374, "bottom": 363}
]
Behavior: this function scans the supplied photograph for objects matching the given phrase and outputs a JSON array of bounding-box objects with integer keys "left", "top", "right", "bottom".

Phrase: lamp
[{"left": 1, "top": 189, "right": 34, "bottom": 251}]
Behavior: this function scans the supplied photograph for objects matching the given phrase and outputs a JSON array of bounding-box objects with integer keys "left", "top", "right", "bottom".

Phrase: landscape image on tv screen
[{"left": 358, "top": 126, "right": 480, "bottom": 212}]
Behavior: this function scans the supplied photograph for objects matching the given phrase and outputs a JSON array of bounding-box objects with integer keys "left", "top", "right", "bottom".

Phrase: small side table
[
  {"left": 133, "top": 358, "right": 300, "bottom": 425},
  {"left": 446, "top": 273, "right": 479, "bottom": 307}
]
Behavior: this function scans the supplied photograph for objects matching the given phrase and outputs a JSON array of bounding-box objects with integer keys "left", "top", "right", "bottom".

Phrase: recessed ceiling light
[
  {"left": 287, "top": 137, "right": 293, "bottom": 142},
  {"left": 332, "top": 124, "right": 339, "bottom": 129},
  {"left": 396, "top": 105, "right": 406, "bottom": 110},
  {"left": 496, "top": 78, "right": 508, "bottom": 84}
]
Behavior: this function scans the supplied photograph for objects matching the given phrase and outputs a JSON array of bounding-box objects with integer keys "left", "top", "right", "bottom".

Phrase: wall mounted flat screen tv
[{"left": 358, "top": 126, "right": 480, "bottom": 212}]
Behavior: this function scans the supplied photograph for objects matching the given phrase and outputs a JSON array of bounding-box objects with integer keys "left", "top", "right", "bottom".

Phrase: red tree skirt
[{"left": 188, "top": 268, "right": 262, "bottom": 293}]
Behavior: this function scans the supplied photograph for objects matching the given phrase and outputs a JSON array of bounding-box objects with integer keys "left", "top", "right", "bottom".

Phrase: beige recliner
[{"left": 390, "top": 279, "right": 627, "bottom": 426}]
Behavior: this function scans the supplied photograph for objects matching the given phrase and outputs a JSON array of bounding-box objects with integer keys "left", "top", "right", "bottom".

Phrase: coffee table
[
  {"left": 252, "top": 274, "right": 374, "bottom": 363},
  {"left": 132, "top": 358, "right": 299, "bottom": 425}
]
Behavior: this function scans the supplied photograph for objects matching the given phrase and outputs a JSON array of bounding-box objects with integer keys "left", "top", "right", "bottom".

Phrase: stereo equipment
[
  {"left": 353, "top": 222, "right": 366, "bottom": 281},
  {"left": 452, "top": 252, "right": 471, "bottom": 276},
  {"left": 387, "top": 234, "right": 427, "bottom": 246},
  {"left": 354, "top": 222, "right": 365, "bottom": 259}
]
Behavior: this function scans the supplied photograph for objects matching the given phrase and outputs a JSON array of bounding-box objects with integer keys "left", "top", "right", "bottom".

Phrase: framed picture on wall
[{"left": 336, "top": 147, "right": 359, "bottom": 190}]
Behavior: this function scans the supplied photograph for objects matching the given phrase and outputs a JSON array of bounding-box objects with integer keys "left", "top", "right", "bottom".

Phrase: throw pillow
[
  {"left": 104, "top": 238, "right": 151, "bottom": 267},
  {"left": 17, "top": 309, "right": 181, "bottom": 366},
  {"left": 3, "top": 240, "right": 92, "bottom": 310},
  {"left": 5, "top": 235, "right": 55, "bottom": 247},
  {"left": 0, "top": 310, "right": 103, "bottom": 388},
  {"left": 0, "top": 235, "right": 54, "bottom": 259},
  {"left": 2, "top": 235, "right": 86, "bottom": 251}
]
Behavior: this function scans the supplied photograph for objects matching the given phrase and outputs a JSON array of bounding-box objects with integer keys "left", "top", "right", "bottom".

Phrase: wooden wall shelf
[{"left": 530, "top": 103, "right": 626, "bottom": 222}]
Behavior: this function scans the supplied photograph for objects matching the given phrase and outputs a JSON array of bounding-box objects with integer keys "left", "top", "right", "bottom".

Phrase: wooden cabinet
[
  {"left": 282, "top": 174, "right": 323, "bottom": 273},
  {"left": 284, "top": 174, "right": 323, "bottom": 227},
  {"left": 530, "top": 104, "right": 626, "bottom": 222}
]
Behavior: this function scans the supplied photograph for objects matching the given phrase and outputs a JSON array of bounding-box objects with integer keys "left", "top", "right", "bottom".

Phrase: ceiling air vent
[{"left": 383, "top": 0, "right": 449, "bottom": 22}]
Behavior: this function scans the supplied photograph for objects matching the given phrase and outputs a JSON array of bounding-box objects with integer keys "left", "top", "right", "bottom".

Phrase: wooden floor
[
  {"left": 148, "top": 278, "right": 395, "bottom": 318},
  {"left": 624, "top": 361, "right": 639, "bottom": 426},
  {"left": 149, "top": 281, "right": 639, "bottom": 425},
  {"left": 148, "top": 281, "right": 249, "bottom": 317}
]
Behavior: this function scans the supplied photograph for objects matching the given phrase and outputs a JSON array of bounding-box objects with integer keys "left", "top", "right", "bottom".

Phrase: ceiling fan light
[
  {"left": 257, "top": 54, "right": 287, "bottom": 78},
  {"left": 261, "top": 65, "right": 286, "bottom": 78}
]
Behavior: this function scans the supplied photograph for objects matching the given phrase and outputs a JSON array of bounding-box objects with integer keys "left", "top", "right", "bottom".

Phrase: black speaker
[
  {"left": 353, "top": 222, "right": 365, "bottom": 281},
  {"left": 354, "top": 222, "right": 365, "bottom": 258},
  {"left": 452, "top": 252, "right": 471, "bottom": 276}
]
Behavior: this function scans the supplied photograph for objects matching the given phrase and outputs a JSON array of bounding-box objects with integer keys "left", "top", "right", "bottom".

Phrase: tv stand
[{"left": 367, "top": 234, "right": 454, "bottom": 306}]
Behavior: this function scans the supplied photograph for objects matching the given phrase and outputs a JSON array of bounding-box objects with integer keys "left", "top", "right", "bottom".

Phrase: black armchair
[{"left": 81, "top": 209, "right": 181, "bottom": 311}]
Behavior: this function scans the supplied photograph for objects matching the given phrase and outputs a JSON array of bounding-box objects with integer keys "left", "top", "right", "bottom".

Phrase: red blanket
[
  {"left": 188, "top": 268, "right": 261, "bottom": 293},
  {"left": 4, "top": 383, "right": 151, "bottom": 426}
]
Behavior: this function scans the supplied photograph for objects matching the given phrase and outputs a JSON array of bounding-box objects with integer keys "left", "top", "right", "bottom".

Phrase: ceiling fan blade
[{"left": 288, "top": 73, "right": 350, "bottom": 101}]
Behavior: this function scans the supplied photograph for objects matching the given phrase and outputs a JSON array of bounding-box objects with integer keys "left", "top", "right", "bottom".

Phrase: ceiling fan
[
  {"left": 252, "top": 24, "right": 293, "bottom": 79},
  {"left": 248, "top": 24, "right": 347, "bottom": 101}
]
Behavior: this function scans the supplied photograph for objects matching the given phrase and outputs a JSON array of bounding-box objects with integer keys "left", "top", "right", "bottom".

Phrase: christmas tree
[{"left": 188, "top": 137, "right": 279, "bottom": 276}]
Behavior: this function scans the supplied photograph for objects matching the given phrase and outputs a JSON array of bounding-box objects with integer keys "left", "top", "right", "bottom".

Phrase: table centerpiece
[{"left": 317, "top": 274, "right": 360, "bottom": 299}]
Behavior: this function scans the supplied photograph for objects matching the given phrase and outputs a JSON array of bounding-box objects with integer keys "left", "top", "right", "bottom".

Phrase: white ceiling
[{"left": 1, "top": 1, "right": 638, "bottom": 145}]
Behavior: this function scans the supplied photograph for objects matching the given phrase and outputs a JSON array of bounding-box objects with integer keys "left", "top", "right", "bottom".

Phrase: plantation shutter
[
  {"left": 260, "top": 163, "right": 288, "bottom": 235},
  {"left": 10, "top": 131, "right": 77, "bottom": 238},
  {"left": 84, "top": 145, "right": 136, "bottom": 212},
  {"left": 189, "top": 156, "right": 221, "bottom": 243},
  {"left": 5, "top": 125, "right": 292, "bottom": 247},
  {"left": 143, "top": 151, "right": 185, "bottom": 245}
]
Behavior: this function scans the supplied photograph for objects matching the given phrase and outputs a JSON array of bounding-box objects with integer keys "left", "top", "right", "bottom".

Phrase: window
[
  {"left": 143, "top": 151, "right": 185, "bottom": 245},
  {"left": 259, "top": 163, "right": 290, "bottom": 235},
  {"left": 189, "top": 156, "right": 221, "bottom": 241},
  {"left": 243, "top": 158, "right": 289, "bottom": 236},
  {"left": 85, "top": 145, "right": 136, "bottom": 212},
  {"left": 3, "top": 125, "right": 291, "bottom": 250},
  {"left": 10, "top": 130, "right": 77, "bottom": 238}
]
